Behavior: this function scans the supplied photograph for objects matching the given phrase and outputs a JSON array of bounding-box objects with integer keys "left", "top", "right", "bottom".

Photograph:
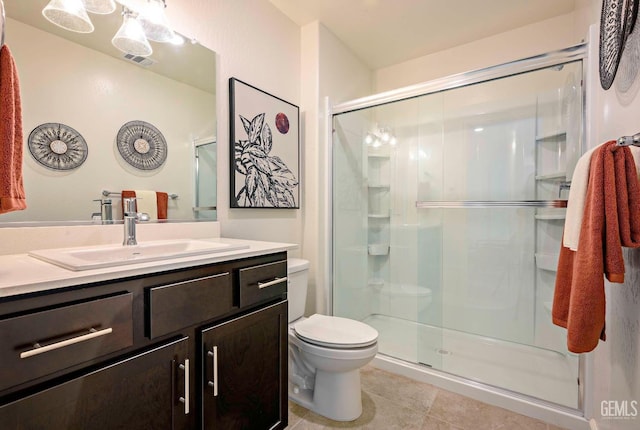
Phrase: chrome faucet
[{"left": 123, "top": 198, "right": 150, "bottom": 246}]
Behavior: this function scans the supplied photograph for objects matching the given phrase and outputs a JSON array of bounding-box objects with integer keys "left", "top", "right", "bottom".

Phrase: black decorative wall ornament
[
  {"left": 116, "top": 120, "right": 168, "bottom": 170},
  {"left": 600, "top": 0, "right": 639, "bottom": 90},
  {"left": 28, "top": 123, "right": 88, "bottom": 171}
]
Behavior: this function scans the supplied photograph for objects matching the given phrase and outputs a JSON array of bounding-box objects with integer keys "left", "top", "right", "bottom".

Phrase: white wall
[{"left": 167, "top": 0, "right": 303, "bottom": 249}]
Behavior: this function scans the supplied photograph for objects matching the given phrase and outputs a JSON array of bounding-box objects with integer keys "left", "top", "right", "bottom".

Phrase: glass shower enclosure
[{"left": 332, "top": 46, "right": 584, "bottom": 410}]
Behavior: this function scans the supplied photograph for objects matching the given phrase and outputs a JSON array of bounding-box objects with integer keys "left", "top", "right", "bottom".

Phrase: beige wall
[
  {"left": 374, "top": 12, "right": 583, "bottom": 93},
  {"left": 301, "top": 22, "right": 373, "bottom": 315}
]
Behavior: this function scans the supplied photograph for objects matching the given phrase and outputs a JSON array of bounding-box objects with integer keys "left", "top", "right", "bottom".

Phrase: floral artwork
[{"left": 230, "top": 78, "right": 300, "bottom": 208}]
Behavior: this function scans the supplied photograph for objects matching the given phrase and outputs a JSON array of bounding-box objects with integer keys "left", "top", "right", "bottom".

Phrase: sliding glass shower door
[{"left": 332, "top": 57, "right": 583, "bottom": 409}]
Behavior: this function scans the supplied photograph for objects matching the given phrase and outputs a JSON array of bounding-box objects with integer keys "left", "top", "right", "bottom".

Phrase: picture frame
[{"left": 229, "top": 78, "right": 300, "bottom": 209}]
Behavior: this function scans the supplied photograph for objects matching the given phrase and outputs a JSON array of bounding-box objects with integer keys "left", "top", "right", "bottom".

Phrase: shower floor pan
[{"left": 363, "top": 314, "right": 578, "bottom": 409}]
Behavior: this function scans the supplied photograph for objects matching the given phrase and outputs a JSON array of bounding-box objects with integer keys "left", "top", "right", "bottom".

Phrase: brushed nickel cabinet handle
[
  {"left": 20, "top": 327, "right": 113, "bottom": 359},
  {"left": 257, "top": 276, "right": 287, "bottom": 289},
  {"left": 207, "top": 346, "right": 219, "bottom": 397},
  {"left": 179, "top": 359, "right": 190, "bottom": 415}
]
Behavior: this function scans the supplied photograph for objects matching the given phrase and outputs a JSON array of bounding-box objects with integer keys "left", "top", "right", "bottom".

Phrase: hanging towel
[
  {"left": 134, "top": 190, "right": 158, "bottom": 221},
  {"left": 121, "top": 190, "right": 168, "bottom": 220},
  {"left": 563, "top": 145, "right": 599, "bottom": 251},
  {"left": 552, "top": 141, "right": 640, "bottom": 353},
  {"left": 563, "top": 145, "right": 640, "bottom": 251},
  {"left": 0, "top": 45, "right": 27, "bottom": 214}
]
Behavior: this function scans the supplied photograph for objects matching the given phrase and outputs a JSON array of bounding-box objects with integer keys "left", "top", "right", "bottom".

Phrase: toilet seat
[{"left": 293, "top": 314, "right": 378, "bottom": 349}]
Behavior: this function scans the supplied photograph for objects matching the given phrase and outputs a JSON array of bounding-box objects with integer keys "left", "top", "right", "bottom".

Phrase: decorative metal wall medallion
[
  {"left": 116, "top": 120, "right": 168, "bottom": 170},
  {"left": 600, "top": 0, "right": 639, "bottom": 90},
  {"left": 28, "top": 123, "right": 88, "bottom": 170}
]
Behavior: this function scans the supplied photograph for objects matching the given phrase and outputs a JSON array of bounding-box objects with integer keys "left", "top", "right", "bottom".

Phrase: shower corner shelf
[
  {"left": 535, "top": 253, "right": 559, "bottom": 272},
  {"left": 367, "top": 153, "right": 390, "bottom": 159},
  {"left": 368, "top": 244, "right": 390, "bottom": 256},
  {"left": 535, "top": 131, "right": 567, "bottom": 142},
  {"left": 535, "top": 210, "right": 566, "bottom": 220},
  {"left": 368, "top": 184, "right": 390, "bottom": 189},
  {"left": 368, "top": 213, "right": 390, "bottom": 219},
  {"left": 535, "top": 172, "right": 567, "bottom": 181},
  {"left": 368, "top": 278, "right": 385, "bottom": 287}
]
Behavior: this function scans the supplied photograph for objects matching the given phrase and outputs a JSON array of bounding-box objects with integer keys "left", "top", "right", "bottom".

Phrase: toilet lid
[{"left": 293, "top": 314, "right": 378, "bottom": 349}]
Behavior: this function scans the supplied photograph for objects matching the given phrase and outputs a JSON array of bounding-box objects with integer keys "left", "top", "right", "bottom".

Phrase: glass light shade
[
  {"left": 138, "top": 0, "right": 174, "bottom": 43},
  {"left": 111, "top": 12, "right": 152, "bottom": 57},
  {"left": 82, "top": 0, "right": 116, "bottom": 14},
  {"left": 42, "top": 0, "right": 94, "bottom": 33}
]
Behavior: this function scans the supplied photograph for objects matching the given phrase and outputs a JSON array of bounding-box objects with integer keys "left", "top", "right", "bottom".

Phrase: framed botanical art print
[{"left": 229, "top": 78, "right": 300, "bottom": 208}]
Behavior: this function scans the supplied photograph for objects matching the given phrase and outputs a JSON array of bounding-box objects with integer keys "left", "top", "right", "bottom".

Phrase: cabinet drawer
[
  {"left": 0, "top": 292, "right": 133, "bottom": 392},
  {"left": 238, "top": 260, "right": 287, "bottom": 307},
  {"left": 147, "top": 272, "right": 232, "bottom": 339}
]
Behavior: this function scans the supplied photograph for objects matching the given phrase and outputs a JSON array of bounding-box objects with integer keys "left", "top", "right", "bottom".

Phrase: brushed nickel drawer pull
[
  {"left": 20, "top": 327, "right": 113, "bottom": 359},
  {"left": 179, "top": 359, "right": 190, "bottom": 414},
  {"left": 257, "top": 277, "right": 287, "bottom": 289},
  {"left": 207, "top": 346, "right": 219, "bottom": 397}
]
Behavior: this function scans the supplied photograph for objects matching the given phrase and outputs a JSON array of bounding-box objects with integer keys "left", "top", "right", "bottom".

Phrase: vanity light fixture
[
  {"left": 138, "top": 0, "right": 174, "bottom": 43},
  {"left": 42, "top": 0, "right": 95, "bottom": 33},
  {"left": 82, "top": 0, "right": 116, "bottom": 15},
  {"left": 113, "top": 0, "right": 150, "bottom": 14},
  {"left": 112, "top": 9, "right": 152, "bottom": 57},
  {"left": 42, "top": 0, "right": 180, "bottom": 57}
]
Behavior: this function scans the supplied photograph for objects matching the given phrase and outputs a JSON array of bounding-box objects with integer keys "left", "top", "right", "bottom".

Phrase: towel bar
[
  {"left": 102, "top": 190, "right": 179, "bottom": 200},
  {"left": 617, "top": 133, "right": 640, "bottom": 146},
  {"left": 1, "top": 0, "right": 5, "bottom": 47}
]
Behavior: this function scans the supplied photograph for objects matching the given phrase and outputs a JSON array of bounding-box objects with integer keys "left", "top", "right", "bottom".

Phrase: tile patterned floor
[{"left": 287, "top": 366, "right": 569, "bottom": 430}]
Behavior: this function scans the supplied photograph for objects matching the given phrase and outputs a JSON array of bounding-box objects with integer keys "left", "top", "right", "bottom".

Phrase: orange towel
[
  {"left": 0, "top": 45, "right": 27, "bottom": 214},
  {"left": 552, "top": 141, "right": 640, "bottom": 353},
  {"left": 121, "top": 190, "right": 169, "bottom": 219}
]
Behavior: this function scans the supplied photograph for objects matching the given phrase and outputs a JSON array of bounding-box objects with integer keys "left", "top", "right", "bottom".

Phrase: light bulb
[
  {"left": 42, "top": 0, "right": 94, "bottom": 33},
  {"left": 138, "top": 0, "right": 175, "bottom": 42},
  {"left": 112, "top": 10, "right": 152, "bottom": 57}
]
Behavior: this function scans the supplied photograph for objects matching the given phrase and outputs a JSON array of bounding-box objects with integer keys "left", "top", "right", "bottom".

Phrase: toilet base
[{"left": 289, "top": 368, "right": 363, "bottom": 422}]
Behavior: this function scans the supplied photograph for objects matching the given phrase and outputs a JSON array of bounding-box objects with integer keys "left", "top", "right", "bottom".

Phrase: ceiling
[{"left": 270, "top": 0, "right": 578, "bottom": 69}]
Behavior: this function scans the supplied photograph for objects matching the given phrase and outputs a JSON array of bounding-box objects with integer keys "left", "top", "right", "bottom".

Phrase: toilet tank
[{"left": 287, "top": 258, "right": 309, "bottom": 323}]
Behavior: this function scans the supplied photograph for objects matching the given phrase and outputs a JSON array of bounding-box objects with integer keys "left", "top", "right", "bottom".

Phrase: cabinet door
[
  {"left": 0, "top": 337, "right": 190, "bottom": 430},
  {"left": 201, "top": 301, "right": 287, "bottom": 430}
]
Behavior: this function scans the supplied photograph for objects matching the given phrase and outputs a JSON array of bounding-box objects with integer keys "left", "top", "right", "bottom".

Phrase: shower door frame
[{"left": 327, "top": 43, "right": 588, "bottom": 416}]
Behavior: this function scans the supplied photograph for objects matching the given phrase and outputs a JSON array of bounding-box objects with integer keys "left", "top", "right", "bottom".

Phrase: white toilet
[{"left": 287, "top": 258, "right": 378, "bottom": 421}]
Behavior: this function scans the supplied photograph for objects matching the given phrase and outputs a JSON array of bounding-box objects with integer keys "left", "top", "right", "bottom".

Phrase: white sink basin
[{"left": 29, "top": 239, "right": 249, "bottom": 271}]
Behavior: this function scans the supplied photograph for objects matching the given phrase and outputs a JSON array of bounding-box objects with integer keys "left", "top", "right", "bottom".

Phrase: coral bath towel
[
  {"left": 552, "top": 141, "right": 640, "bottom": 353},
  {"left": 121, "top": 190, "right": 168, "bottom": 220},
  {"left": 0, "top": 45, "right": 27, "bottom": 214}
]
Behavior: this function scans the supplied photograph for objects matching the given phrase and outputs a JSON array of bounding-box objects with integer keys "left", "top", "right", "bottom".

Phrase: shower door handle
[{"left": 416, "top": 200, "right": 568, "bottom": 208}]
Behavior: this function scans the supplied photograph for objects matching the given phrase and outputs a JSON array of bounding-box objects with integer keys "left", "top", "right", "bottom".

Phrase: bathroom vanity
[{"left": 0, "top": 239, "right": 292, "bottom": 430}]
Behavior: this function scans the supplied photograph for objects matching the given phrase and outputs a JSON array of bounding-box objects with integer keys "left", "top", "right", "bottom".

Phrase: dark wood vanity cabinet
[
  {"left": 0, "top": 251, "right": 288, "bottom": 430},
  {"left": 0, "top": 336, "right": 190, "bottom": 430},
  {"left": 201, "top": 301, "right": 287, "bottom": 430}
]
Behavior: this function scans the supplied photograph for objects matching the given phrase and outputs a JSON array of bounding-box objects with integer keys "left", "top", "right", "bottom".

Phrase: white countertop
[{"left": 0, "top": 238, "right": 297, "bottom": 298}]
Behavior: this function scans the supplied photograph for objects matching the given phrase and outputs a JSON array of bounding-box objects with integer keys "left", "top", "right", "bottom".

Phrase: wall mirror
[{"left": 1, "top": 0, "right": 217, "bottom": 225}]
